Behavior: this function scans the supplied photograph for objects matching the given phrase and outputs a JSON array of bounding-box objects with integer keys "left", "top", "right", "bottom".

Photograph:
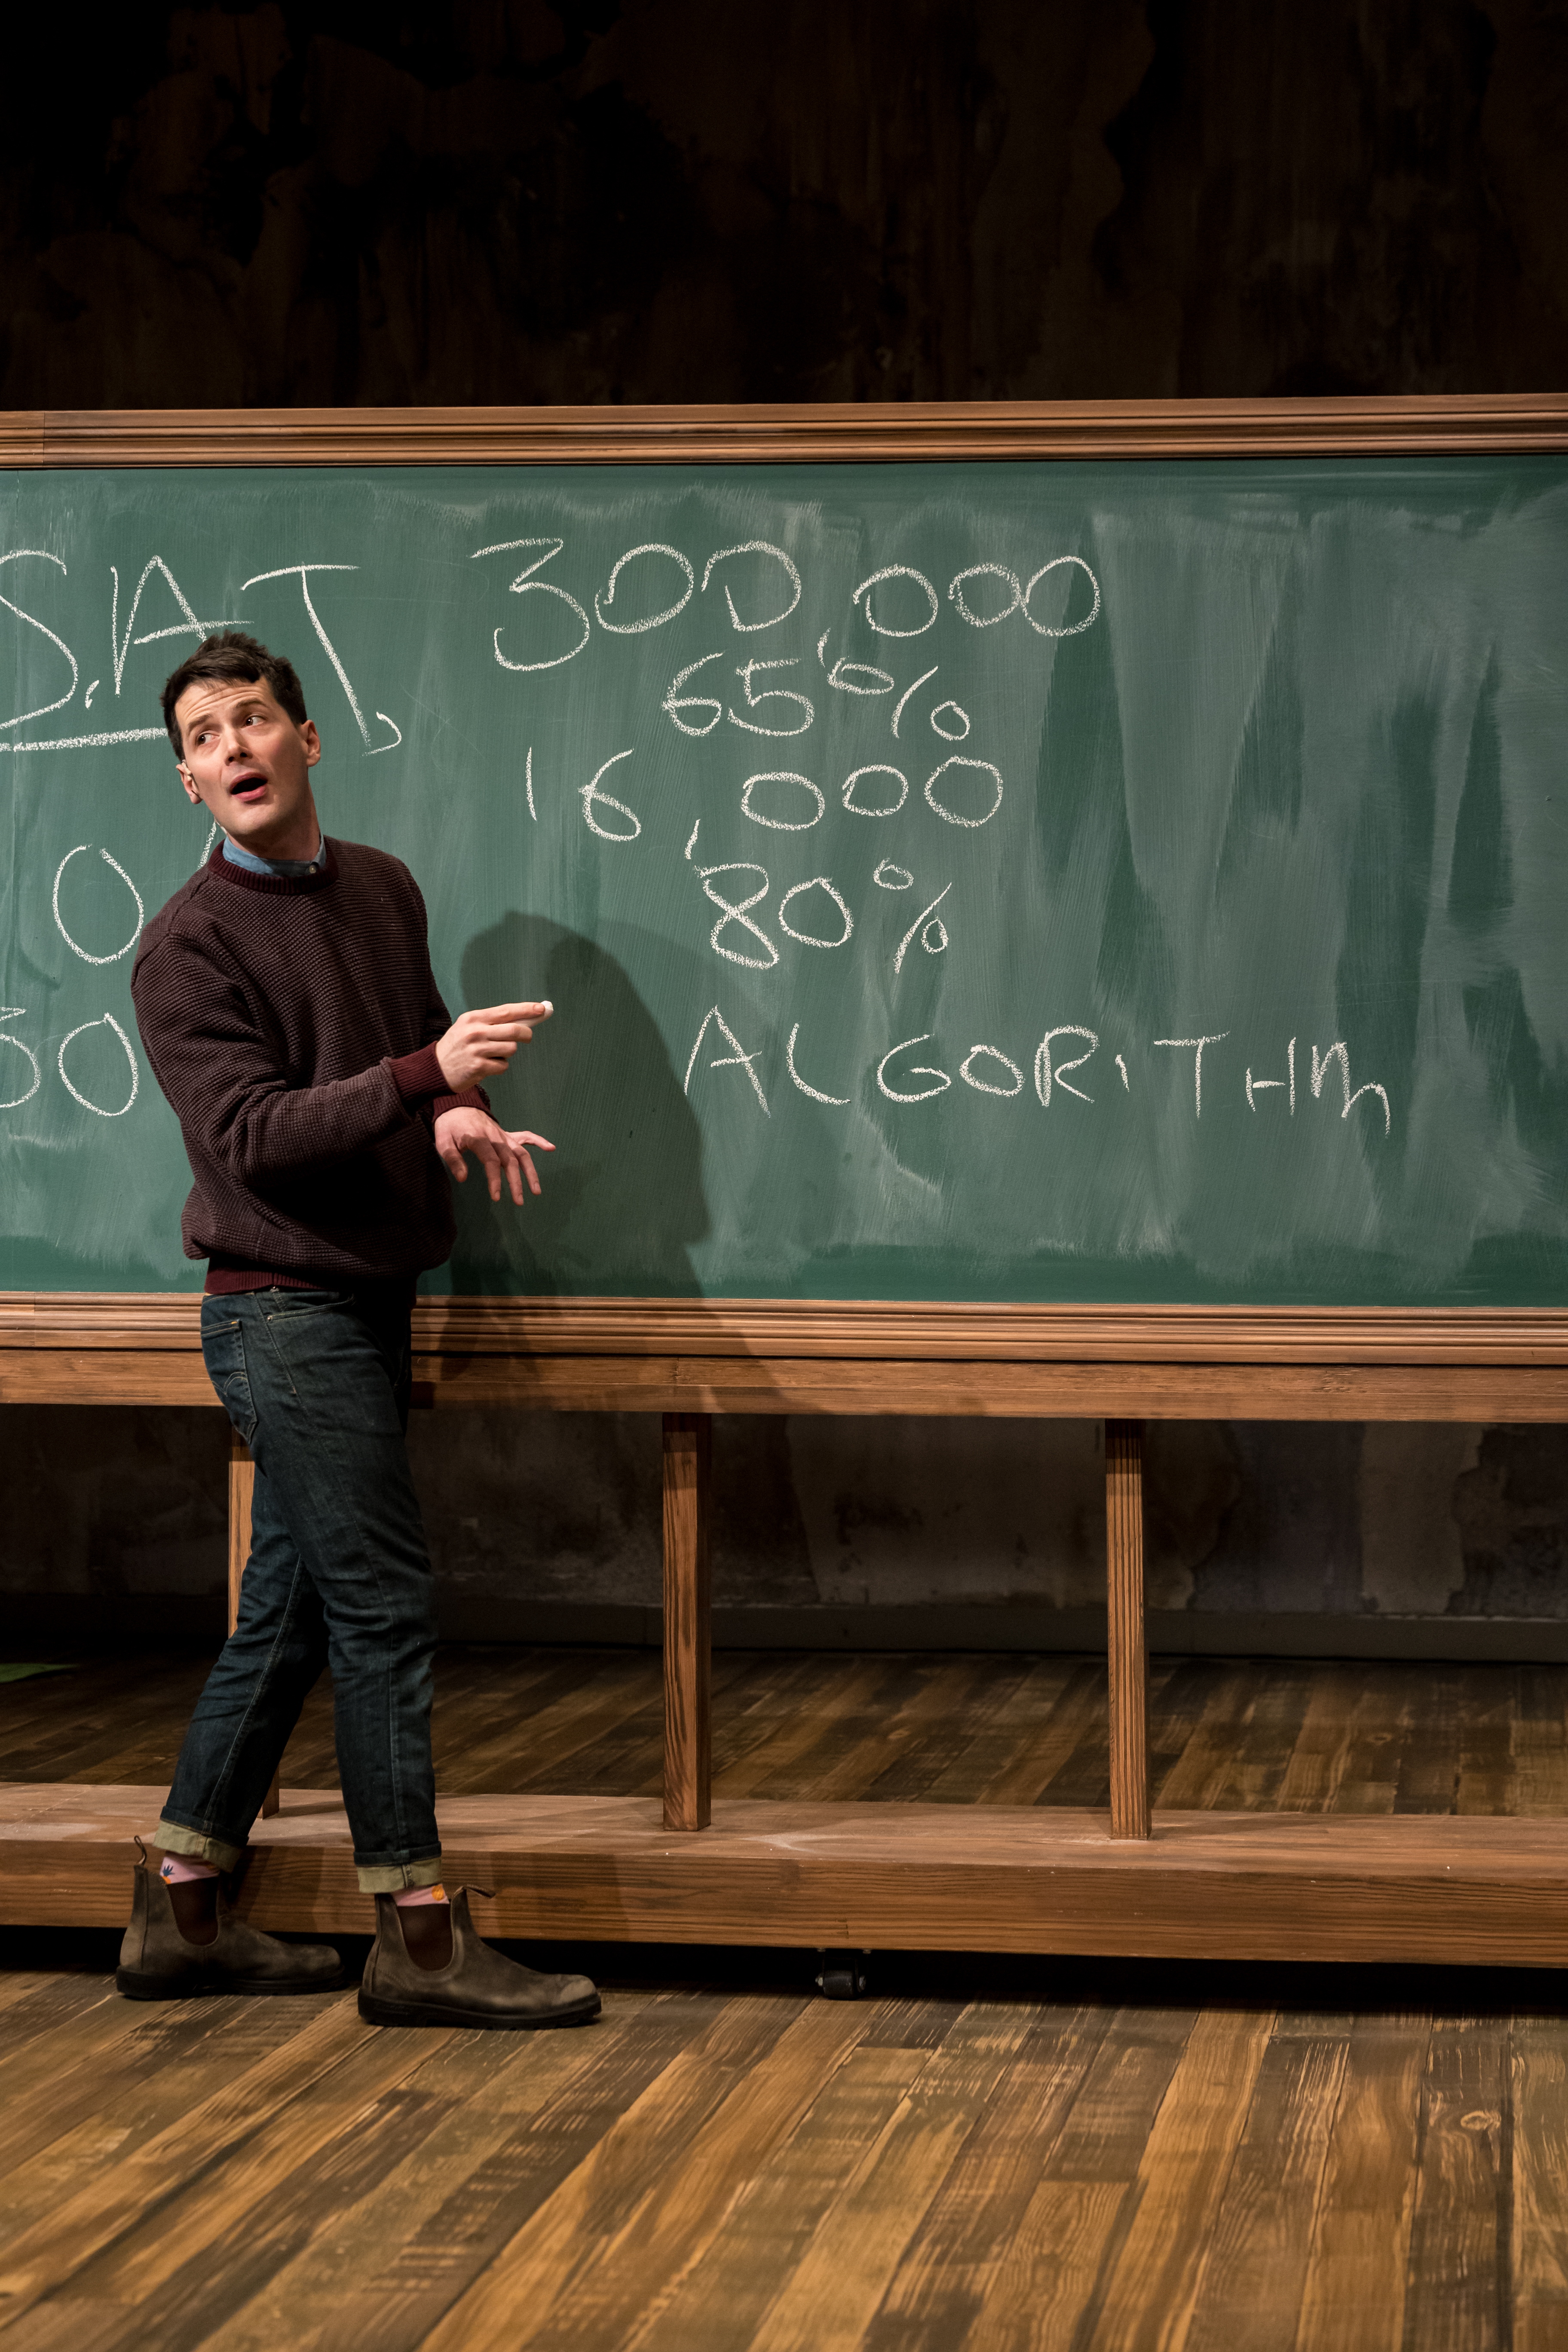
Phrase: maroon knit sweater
[{"left": 131, "top": 837, "right": 483, "bottom": 1291}]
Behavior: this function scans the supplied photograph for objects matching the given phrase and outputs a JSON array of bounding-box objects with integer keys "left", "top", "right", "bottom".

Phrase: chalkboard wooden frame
[
  {"left": 6, "top": 400, "right": 1568, "bottom": 1964},
  {"left": 4, "top": 394, "right": 1568, "bottom": 465},
  {"left": 6, "top": 1294, "right": 1568, "bottom": 1416}
]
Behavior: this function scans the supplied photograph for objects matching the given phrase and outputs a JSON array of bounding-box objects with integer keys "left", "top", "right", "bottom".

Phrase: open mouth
[{"left": 229, "top": 771, "right": 269, "bottom": 804}]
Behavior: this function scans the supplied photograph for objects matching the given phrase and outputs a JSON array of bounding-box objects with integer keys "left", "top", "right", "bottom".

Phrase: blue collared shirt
[{"left": 222, "top": 833, "right": 326, "bottom": 879}]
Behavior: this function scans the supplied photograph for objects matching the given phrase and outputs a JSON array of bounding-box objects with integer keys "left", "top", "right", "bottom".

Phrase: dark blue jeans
[{"left": 159, "top": 1287, "right": 443, "bottom": 1892}]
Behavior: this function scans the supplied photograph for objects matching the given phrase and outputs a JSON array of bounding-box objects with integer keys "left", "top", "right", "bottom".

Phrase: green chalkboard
[{"left": 2, "top": 453, "right": 1566, "bottom": 1307}]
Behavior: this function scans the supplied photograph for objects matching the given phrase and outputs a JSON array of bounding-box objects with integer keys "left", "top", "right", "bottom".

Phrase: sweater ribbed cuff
[
  {"left": 432, "top": 1085, "right": 489, "bottom": 1121},
  {"left": 386, "top": 1043, "right": 448, "bottom": 1109}
]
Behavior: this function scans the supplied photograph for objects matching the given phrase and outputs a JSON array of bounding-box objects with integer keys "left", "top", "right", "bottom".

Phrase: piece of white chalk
[{"left": 540, "top": 1000, "right": 553, "bottom": 1015}]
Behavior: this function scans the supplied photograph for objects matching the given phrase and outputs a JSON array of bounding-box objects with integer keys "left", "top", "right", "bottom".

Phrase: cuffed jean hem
[
  {"left": 357, "top": 1856, "right": 445, "bottom": 1894},
  {"left": 157, "top": 1816, "right": 246, "bottom": 1872}
]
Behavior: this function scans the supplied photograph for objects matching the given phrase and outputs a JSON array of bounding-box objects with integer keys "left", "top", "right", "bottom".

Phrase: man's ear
[
  {"left": 177, "top": 762, "right": 202, "bottom": 808},
  {"left": 301, "top": 719, "right": 322, "bottom": 769}
]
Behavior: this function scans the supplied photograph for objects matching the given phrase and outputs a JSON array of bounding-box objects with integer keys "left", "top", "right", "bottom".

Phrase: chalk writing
[
  {"left": 595, "top": 544, "right": 694, "bottom": 635},
  {"left": 1154, "top": 1034, "right": 1228, "bottom": 1117},
  {"left": 729, "top": 658, "right": 814, "bottom": 737},
  {"left": 581, "top": 749, "right": 641, "bottom": 842},
  {"left": 1311, "top": 1041, "right": 1392, "bottom": 1135},
  {"left": 57, "top": 1012, "right": 138, "bottom": 1118},
  {"left": 0, "top": 1011, "right": 40, "bottom": 1110},
  {"left": 702, "top": 543, "right": 801, "bottom": 631},
  {"left": 742, "top": 772, "right": 825, "bottom": 831},
  {"left": 684, "top": 1005, "right": 769, "bottom": 1113},
  {"left": 0, "top": 552, "right": 77, "bottom": 730},
  {"left": 787, "top": 1022, "right": 850, "bottom": 1106},
  {"left": 476, "top": 538, "right": 592, "bottom": 673},
  {"left": 894, "top": 885, "right": 951, "bottom": 975},
  {"left": 844, "top": 765, "right": 908, "bottom": 817},
  {"left": 699, "top": 864, "right": 778, "bottom": 968},
  {"left": 242, "top": 564, "right": 400, "bottom": 753},
  {"left": 52, "top": 846, "right": 144, "bottom": 966}
]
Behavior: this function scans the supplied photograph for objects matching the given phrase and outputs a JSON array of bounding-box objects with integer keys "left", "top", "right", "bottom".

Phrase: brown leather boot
[
  {"left": 116, "top": 1847, "right": 346, "bottom": 1999},
  {"left": 358, "top": 1890, "right": 600, "bottom": 2030}
]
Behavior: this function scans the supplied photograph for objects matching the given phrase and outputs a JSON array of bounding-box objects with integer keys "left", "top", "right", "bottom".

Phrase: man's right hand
[{"left": 435, "top": 1001, "right": 552, "bottom": 1092}]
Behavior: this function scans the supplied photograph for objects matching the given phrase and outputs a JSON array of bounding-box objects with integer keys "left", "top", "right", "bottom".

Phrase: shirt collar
[{"left": 221, "top": 832, "right": 326, "bottom": 879}]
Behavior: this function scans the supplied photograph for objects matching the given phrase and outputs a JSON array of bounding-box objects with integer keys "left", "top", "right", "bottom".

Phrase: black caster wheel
[{"left": 815, "top": 1950, "right": 869, "bottom": 2000}]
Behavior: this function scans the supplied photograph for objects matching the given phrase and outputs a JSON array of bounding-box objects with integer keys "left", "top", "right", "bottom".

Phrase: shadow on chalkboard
[{"left": 446, "top": 915, "right": 707, "bottom": 1299}]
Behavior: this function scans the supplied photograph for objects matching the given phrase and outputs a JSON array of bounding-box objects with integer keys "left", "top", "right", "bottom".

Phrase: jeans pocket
[
  {"left": 263, "top": 1293, "right": 405, "bottom": 1434},
  {"left": 199, "top": 1310, "right": 258, "bottom": 1444},
  {"left": 263, "top": 1296, "right": 352, "bottom": 1334}
]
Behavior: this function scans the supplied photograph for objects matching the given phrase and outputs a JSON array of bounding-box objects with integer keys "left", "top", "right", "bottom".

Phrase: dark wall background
[
  {"left": 6, "top": 1, "right": 1568, "bottom": 408},
  {"left": 6, "top": 2, "right": 1568, "bottom": 1645}
]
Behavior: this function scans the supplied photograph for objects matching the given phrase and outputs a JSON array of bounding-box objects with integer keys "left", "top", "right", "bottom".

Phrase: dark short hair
[{"left": 161, "top": 632, "right": 308, "bottom": 759}]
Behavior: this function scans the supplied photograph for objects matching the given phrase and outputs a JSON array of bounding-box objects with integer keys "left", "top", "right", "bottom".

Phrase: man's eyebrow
[{"left": 185, "top": 694, "right": 270, "bottom": 726}]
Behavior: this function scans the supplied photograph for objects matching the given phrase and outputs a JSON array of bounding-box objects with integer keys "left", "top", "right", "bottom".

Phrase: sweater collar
[{"left": 206, "top": 835, "right": 340, "bottom": 895}]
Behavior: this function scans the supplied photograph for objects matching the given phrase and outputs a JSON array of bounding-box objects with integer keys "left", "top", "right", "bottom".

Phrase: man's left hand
[{"left": 433, "top": 1108, "right": 554, "bottom": 1203}]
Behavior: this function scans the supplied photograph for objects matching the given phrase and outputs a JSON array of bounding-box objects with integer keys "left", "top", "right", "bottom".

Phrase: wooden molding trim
[
  {"left": 6, "top": 1347, "right": 1568, "bottom": 1417},
  {"left": 3, "top": 396, "right": 1568, "bottom": 469},
  {"left": 6, "top": 1291, "right": 1568, "bottom": 1366}
]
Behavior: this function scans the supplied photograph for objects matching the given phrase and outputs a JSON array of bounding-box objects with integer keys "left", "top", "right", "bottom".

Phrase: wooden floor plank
[
  {"left": 0, "top": 2000, "right": 383, "bottom": 2324},
  {"left": 0, "top": 1987, "right": 165, "bottom": 2160},
  {"left": 1510, "top": 1668, "right": 1568, "bottom": 1821},
  {"left": 1145, "top": 1663, "right": 1274, "bottom": 1812},
  {"left": 979, "top": 2180, "right": 1137, "bottom": 2351},
  {"left": 1294, "top": 2015, "right": 1432, "bottom": 2352},
  {"left": 1400, "top": 2016, "right": 1511, "bottom": 2352},
  {"left": 24, "top": 2018, "right": 503, "bottom": 2345},
  {"left": 1457, "top": 1669, "right": 1522, "bottom": 1820},
  {"left": 830, "top": 1659, "right": 1036, "bottom": 1807},
  {"left": 1272, "top": 1666, "right": 1396, "bottom": 1815},
  {"left": 1213, "top": 1666, "right": 1324, "bottom": 1814},
  {"left": 208, "top": 1997, "right": 668, "bottom": 2352},
  {"left": 412, "top": 1993, "right": 818, "bottom": 2351},
  {"left": 932, "top": 2000, "right": 1200, "bottom": 2346},
  {"left": 734, "top": 1658, "right": 965, "bottom": 1805},
  {"left": 521, "top": 1999, "right": 878, "bottom": 2351},
  {"left": 709, "top": 1659, "right": 925, "bottom": 1801},
  {"left": 918, "top": 1657, "right": 1083, "bottom": 1805},
  {"left": 0, "top": 2002, "right": 328, "bottom": 2233},
  {"left": 1078, "top": 2003, "right": 1276, "bottom": 2350},
  {"left": 73, "top": 2075, "right": 461, "bottom": 2352},
  {"left": 739, "top": 2001, "right": 1038, "bottom": 2352},
  {"left": 633, "top": 2042, "right": 946, "bottom": 2352},
  {"left": 1183, "top": 2029, "right": 1351, "bottom": 2352},
  {"left": 0, "top": 1969, "right": 123, "bottom": 2055},
  {"left": 1511, "top": 2016, "right": 1568, "bottom": 2352},
  {"left": 859, "top": 2003, "right": 1113, "bottom": 2352},
  {"left": 963, "top": 1659, "right": 1110, "bottom": 1809}
]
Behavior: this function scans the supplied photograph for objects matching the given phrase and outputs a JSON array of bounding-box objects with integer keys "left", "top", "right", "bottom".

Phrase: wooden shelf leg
[
  {"left": 1106, "top": 1418, "right": 1151, "bottom": 1840},
  {"left": 662, "top": 1412, "right": 712, "bottom": 1831},
  {"left": 227, "top": 1432, "right": 280, "bottom": 1821}
]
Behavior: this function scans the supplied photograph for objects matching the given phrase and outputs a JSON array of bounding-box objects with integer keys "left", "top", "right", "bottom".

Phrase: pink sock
[
  {"left": 394, "top": 1883, "right": 449, "bottom": 1908},
  {"left": 160, "top": 1854, "right": 218, "bottom": 1884}
]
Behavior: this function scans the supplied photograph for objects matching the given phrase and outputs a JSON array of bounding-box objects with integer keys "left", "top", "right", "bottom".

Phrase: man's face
[{"left": 174, "top": 675, "right": 322, "bottom": 858}]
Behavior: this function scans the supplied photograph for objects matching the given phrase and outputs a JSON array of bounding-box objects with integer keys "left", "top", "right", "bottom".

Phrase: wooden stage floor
[{"left": 2, "top": 1646, "right": 1563, "bottom": 2349}]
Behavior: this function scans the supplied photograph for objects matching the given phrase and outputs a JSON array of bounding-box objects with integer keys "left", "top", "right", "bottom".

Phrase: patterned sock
[
  {"left": 160, "top": 1854, "right": 219, "bottom": 1884},
  {"left": 393, "top": 1883, "right": 448, "bottom": 1908}
]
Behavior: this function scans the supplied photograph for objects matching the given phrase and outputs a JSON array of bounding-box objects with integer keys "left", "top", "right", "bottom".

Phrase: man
[{"left": 120, "top": 629, "right": 598, "bottom": 2031}]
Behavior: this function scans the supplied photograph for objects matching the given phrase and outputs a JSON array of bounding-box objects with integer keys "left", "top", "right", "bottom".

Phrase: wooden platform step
[{"left": 7, "top": 1785, "right": 1568, "bottom": 1966}]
